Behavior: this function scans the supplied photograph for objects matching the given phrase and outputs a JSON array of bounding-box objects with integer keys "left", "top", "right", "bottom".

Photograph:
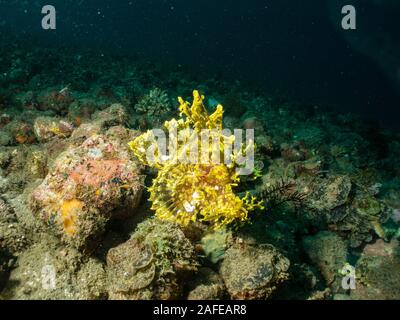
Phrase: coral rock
[
  {"left": 34, "top": 117, "right": 74, "bottom": 143},
  {"left": 200, "top": 228, "right": 233, "bottom": 264},
  {"left": 310, "top": 175, "right": 352, "bottom": 211},
  {"left": 0, "top": 130, "right": 12, "bottom": 146},
  {"left": 37, "top": 88, "right": 74, "bottom": 115},
  {"left": 70, "top": 104, "right": 129, "bottom": 142},
  {"left": 0, "top": 114, "right": 12, "bottom": 129},
  {"left": 302, "top": 231, "right": 348, "bottom": 291},
  {"left": 92, "top": 103, "right": 129, "bottom": 128},
  {"left": 187, "top": 268, "right": 226, "bottom": 300},
  {"left": 5, "top": 120, "right": 36, "bottom": 145},
  {"left": 220, "top": 243, "right": 290, "bottom": 299},
  {"left": 29, "top": 127, "right": 145, "bottom": 251},
  {"left": 2, "top": 237, "right": 108, "bottom": 300},
  {"left": 106, "top": 219, "right": 198, "bottom": 300},
  {"left": 0, "top": 197, "right": 28, "bottom": 255},
  {"left": 242, "top": 116, "right": 264, "bottom": 131},
  {"left": 351, "top": 239, "right": 400, "bottom": 300}
]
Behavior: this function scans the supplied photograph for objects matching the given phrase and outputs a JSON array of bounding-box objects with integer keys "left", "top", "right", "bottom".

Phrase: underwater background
[
  {"left": 2, "top": 0, "right": 400, "bottom": 128},
  {"left": 0, "top": 0, "right": 400, "bottom": 300}
]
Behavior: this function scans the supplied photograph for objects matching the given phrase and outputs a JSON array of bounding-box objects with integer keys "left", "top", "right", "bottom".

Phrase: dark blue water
[{"left": 1, "top": 0, "right": 399, "bottom": 128}]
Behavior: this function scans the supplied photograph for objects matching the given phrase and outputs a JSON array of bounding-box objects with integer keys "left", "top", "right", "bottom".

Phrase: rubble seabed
[{"left": 0, "top": 42, "right": 400, "bottom": 300}]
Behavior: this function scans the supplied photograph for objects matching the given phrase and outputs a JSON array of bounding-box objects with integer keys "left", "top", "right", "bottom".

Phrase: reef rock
[
  {"left": 200, "top": 228, "right": 233, "bottom": 264},
  {"left": 4, "top": 120, "right": 36, "bottom": 145},
  {"left": 106, "top": 219, "right": 198, "bottom": 300},
  {"left": 67, "top": 98, "right": 98, "bottom": 125},
  {"left": 0, "top": 114, "right": 12, "bottom": 129},
  {"left": 92, "top": 103, "right": 129, "bottom": 129},
  {"left": 33, "top": 117, "right": 74, "bottom": 143},
  {"left": 187, "top": 267, "right": 226, "bottom": 300},
  {"left": 29, "top": 126, "right": 144, "bottom": 251},
  {"left": 220, "top": 242, "right": 290, "bottom": 300},
  {"left": 0, "top": 131, "right": 12, "bottom": 146},
  {"left": 0, "top": 196, "right": 28, "bottom": 290},
  {"left": 351, "top": 239, "right": 400, "bottom": 300},
  {"left": 1, "top": 237, "right": 108, "bottom": 300},
  {"left": 37, "top": 87, "right": 74, "bottom": 115},
  {"left": 310, "top": 175, "right": 352, "bottom": 211},
  {"left": 0, "top": 146, "right": 48, "bottom": 195},
  {"left": 70, "top": 103, "right": 128, "bottom": 142},
  {"left": 302, "top": 231, "right": 348, "bottom": 291},
  {"left": 0, "top": 197, "right": 28, "bottom": 255}
]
